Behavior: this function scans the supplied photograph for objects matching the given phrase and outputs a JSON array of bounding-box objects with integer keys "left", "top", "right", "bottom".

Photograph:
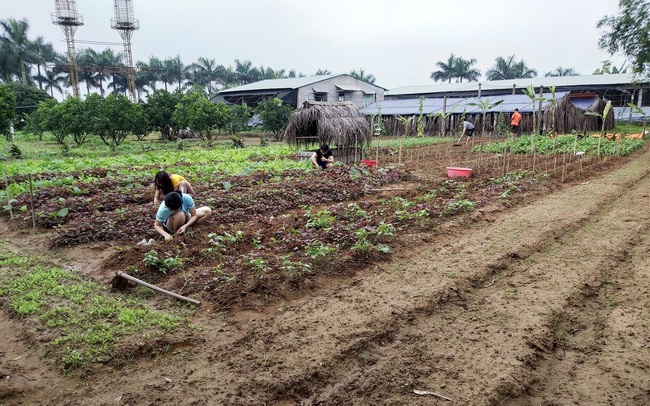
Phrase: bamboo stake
[
  {"left": 4, "top": 161, "right": 12, "bottom": 220},
  {"left": 115, "top": 272, "right": 201, "bottom": 305},
  {"left": 375, "top": 138, "right": 379, "bottom": 164},
  {"left": 561, "top": 148, "right": 567, "bottom": 183},
  {"left": 398, "top": 138, "right": 403, "bottom": 165},
  {"left": 478, "top": 142, "right": 483, "bottom": 173},
  {"left": 28, "top": 174, "right": 35, "bottom": 229}
]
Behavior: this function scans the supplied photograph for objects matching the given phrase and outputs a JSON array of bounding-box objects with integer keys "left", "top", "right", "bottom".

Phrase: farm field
[{"left": 1, "top": 136, "right": 649, "bottom": 405}]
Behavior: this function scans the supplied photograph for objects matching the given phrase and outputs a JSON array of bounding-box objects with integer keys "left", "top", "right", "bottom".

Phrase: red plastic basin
[
  {"left": 446, "top": 167, "right": 472, "bottom": 178},
  {"left": 360, "top": 159, "right": 377, "bottom": 167}
]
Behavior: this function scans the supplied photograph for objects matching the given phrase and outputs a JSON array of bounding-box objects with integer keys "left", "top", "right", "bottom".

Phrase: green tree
[
  {"left": 315, "top": 69, "right": 331, "bottom": 75},
  {"left": 592, "top": 59, "right": 629, "bottom": 75},
  {"left": 145, "top": 89, "right": 180, "bottom": 140},
  {"left": 0, "top": 84, "right": 17, "bottom": 139},
  {"left": 226, "top": 103, "right": 252, "bottom": 135},
  {"left": 430, "top": 53, "right": 459, "bottom": 83},
  {"left": 0, "top": 18, "right": 36, "bottom": 85},
  {"left": 545, "top": 66, "right": 580, "bottom": 77},
  {"left": 4, "top": 82, "right": 54, "bottom": 120},
  {"left": 43, "top": 99, "right": 70, "bottom": 144},
  {"left": 467, "top": 97, "right": 504, "bottom": 136},
  {"left": 256, "top": 97, "right": 293, "bottom": 141},
  {"left": 23, "top": 98, "right": 56, "bottom": 141},
  {"left": 486, "top": 55, "right": 537, "bottom": 80},
  {"left": 90, "top": 94, "right": 140, "bottom": 149},
  {"left": 29, "top": 36, "right": 58, "bottom": 91},
  {"left": 56, "top": 97, "right": 92, "bottom": 147},
  {"left": 431, "top": 54, "right": 481, "bottom": 83},
  {"left": 172, "top": 92, "right": 219, "bottom": 142},
  {"left": 598, "top": 0, "right": 650, "bottom": 75},
  {"left": 349, "top": 68, "right": 376, "bottom": 84},
  {"left": 234, "top": 59, "right": 261, "bottom": 85}
]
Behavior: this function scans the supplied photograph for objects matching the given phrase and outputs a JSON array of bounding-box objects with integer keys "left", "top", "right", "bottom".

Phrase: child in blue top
[{"left": 154, "top": 192, "right": 212, "bottom": 241}]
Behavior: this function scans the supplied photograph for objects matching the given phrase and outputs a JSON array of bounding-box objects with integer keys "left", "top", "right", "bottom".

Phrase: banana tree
[
  {"left": 428, "top": 104, "right": 458, "bottom": 137},
  {"left": 522, "top": 84, "right": 547, "bottom": 135},
  {"left": 585, "top": 100, "right": 612, "bottom": 158},
  {"left": 547, "top": 85, "right": 557, "bottom": 135},
  {"left": 467, "top": 97, "right": 504, "bottom": 136},
  {"left": 417, "top": 96, "right": 425, "bottom": 137}
]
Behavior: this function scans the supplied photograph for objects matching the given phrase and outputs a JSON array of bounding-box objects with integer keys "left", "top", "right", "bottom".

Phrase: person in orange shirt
[{"left": 511, "top": 108, "right": 522, "bottom": 136}]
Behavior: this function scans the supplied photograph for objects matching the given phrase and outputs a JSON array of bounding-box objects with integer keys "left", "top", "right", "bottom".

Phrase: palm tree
[
  {"left": 0, "top": 17, "right": 36, "bottom": 85},
  {"left": 456, "top": 57, "right": 481, "bottom": 82},
  {"left": 431, "top": 53, "right": 459, "bottom": 83},
  {"left": 137, "top": 56, "right": 162, "bottom": 92},
  {"left": 76, "top": 48, "right": 99, "bottom": 95},
  {"left": 42, "top": 69, "right": 67, "bottom": 97},
  {"left": 30, "top": 36, "right": 58, "bottom": 90},
  {"left": 315, "top": 69, "right": 331, "bottom": 75},
  {"left": 187, "top": 57, "right": 220, "bottom": 95},
  {"left": 96, "top": 49, "right": 123, "bottom": 96},
  {"left": 486, "top": 55, "right": 537, "bottom": 80},
  {"left": 349, "top": 68, "right": 376, "bottom": 84},
  {"left": 234, "top": 59, "right": 261, "bottom": 85},
  {"left": 108, "top": 72, "right": 127, "bottom": 96},
  {"left": 545, "top": 67, "right": 580, "bottom": 77},
  {"left": 163, "top": 55, "right": 186, "bottom": 90},
  {"left": 214, "top": 64, "right": 235, "bottom": 89}
]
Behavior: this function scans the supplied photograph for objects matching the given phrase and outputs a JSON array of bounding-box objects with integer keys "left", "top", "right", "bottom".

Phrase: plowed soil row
[{"left": 2, "top": 145, "right": 650, "bottom": 405}]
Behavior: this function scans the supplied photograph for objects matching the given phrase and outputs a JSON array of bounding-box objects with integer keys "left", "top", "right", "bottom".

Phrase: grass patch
[{"left": 0, "top": 244, "right": 191, "bottom": 372}]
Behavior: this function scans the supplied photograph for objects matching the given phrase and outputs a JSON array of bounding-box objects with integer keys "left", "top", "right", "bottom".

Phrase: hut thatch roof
[{"left": 285, "top": 101, "right": 371, "bottom": 148}]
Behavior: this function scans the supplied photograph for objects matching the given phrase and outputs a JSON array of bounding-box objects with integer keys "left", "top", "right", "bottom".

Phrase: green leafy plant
[
  {"left": 440, "top": 199, "right": 476, "bottom": 217},
  {"left": 304, "top": 241, "right": 337, "bottom": 259},
  {"left": 305, "top": 208, "right": 335, "bottom": 230}
]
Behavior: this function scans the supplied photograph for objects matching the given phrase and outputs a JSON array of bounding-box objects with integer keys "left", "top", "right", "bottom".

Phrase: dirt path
[{"left": 2, "top": 147, "right": 650, "bottom": 405}]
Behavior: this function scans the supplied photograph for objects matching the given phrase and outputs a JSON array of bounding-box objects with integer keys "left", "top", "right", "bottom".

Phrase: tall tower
[
  {"left": 51, "top": 0, "right": 83, "bottom": 98},
  {"left": 111, "top": 0, "right": 139, "bottom": 102}
]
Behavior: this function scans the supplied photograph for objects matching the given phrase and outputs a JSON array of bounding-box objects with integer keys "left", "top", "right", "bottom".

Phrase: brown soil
[{"left": 2, "top": 141, "right": 650, "bottom": 405}]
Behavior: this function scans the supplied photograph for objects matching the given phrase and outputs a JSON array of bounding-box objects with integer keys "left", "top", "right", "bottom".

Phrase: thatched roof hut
[
  {"left": 285, "top": 101, "right": 371, "bottom": 149},
  {"left": 540, "top": 93, "right": 614, "bottom": 134}
]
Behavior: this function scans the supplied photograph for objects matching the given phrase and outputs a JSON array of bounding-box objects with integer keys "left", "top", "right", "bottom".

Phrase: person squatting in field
[
  {"left": 153, "top": 191, "right": 212, "bottom": 241},
  {"left": 153, "top": 170, "right": 197, "bottom": 204},
  {"left": 310, "top": 144, "right": 335, "bottom": 169}
]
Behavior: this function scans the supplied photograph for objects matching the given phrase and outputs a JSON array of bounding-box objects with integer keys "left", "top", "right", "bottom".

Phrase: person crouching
[{"left": 154, "top": 191, "right": 212, "bottom": 241}]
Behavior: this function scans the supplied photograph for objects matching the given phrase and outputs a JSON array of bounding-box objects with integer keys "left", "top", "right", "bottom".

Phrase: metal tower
[
  {"left": 51, "top": 0, "right": 83, "bottom": 98},
  {"left": 111, "top": 0, "right": 139, "bottom": 102}
]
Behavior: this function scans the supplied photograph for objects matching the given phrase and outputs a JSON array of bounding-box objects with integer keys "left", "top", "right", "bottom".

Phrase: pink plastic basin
[
  {"left": 360, "top": 159, "right": 377, "bottom": 167},
  {"left": 446, "top": 167, "right": 472, "bottom": 178}
]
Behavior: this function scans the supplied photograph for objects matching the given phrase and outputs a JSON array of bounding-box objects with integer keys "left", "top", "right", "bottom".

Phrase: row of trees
[
  {"left": 430, "top": 53, "right": 585, "bottom": 84},
  {"left": 429, "top": 0, "right": 650, "bottom": 84},
  {"left": 11, "top": 86, "right": 294, "bottom": 148},
  {"left": 1, "top": 17, "right": 375, "bottom": 100}
]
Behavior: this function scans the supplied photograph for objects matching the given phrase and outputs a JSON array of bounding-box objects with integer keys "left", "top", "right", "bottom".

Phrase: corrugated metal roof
[
  {"left": 218, "top": 74, "right": 341, "bottom": 93},
  {"left": 217, "top": 74, "right": 387, "bottom": 94},
  {"left": 360, "top": 92, "right": 570, "bottom": 116},
  {"left": 336, "top": 84, "right": 362, "bottom": 91},
  {"left": 387, "top": 73, "right": 637, "bottom": 96}
]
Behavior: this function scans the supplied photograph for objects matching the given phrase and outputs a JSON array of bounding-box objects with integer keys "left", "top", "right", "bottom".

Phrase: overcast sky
[{"left": 5, "top": 0, "right": 628, "bottom": 90}]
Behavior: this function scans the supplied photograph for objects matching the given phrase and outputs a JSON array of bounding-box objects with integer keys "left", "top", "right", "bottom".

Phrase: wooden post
[
  {"left": 28, "top": 174, "right": 35, "bottom": 229},
  {"left": 398, "top": 138, "right": 403, "bottom": 165},
  {"left": 375, "top": 138, "right": 379, "bottom": 164},
  {"left": 4, "top": 161, "right": 12, "bottom": 220},
  {"left": 115, "top": 272, "right": 201, "bottom": 305},
  {"left": 561, "top": 148, "right": 567, "bottom": 182}
]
